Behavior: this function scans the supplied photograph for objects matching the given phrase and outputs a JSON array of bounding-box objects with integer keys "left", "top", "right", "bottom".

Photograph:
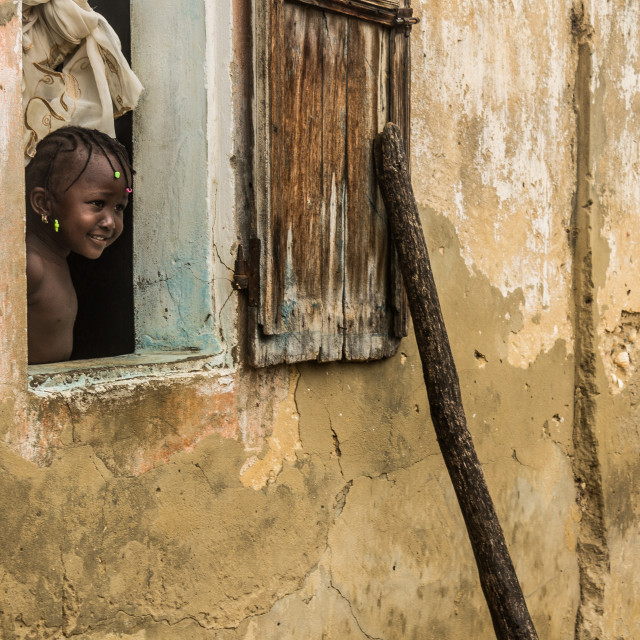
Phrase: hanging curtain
[{"left": 22, "top": 0, "right": 143, "bottom": 160}]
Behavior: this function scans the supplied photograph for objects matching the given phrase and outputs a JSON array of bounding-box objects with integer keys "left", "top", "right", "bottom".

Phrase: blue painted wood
[{"left": 131, "top": 0, "right": 221, "bottom": 354}]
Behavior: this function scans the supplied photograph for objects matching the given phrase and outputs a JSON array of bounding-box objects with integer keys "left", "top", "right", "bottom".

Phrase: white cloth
[{"left": 22, "top": 0, "right": 143, "bottom": 160}]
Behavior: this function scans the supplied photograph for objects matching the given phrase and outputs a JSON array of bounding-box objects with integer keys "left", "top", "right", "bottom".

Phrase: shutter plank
[
  {"left": 251, "top": 3, "right": 349, "bottom": 365},
  {"left": 290, "top": 0, "right": 399, "bottom": 26},
  {"left": 265, "top": 2, "right": 325, "bottom": 341},
  {"left": 318, "top": 10, "right": 349, "bottom": 361},
  {"left": 343, "top": 19, "right": 399, "bottom": 359},
  {"left": 256, "top": 0, "right": 284, "bottom": 330}
]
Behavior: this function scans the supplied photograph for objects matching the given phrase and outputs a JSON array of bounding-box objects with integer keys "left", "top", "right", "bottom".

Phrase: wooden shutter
[{"left": 249, "top": 0, "right": 413, "bottom": 366}]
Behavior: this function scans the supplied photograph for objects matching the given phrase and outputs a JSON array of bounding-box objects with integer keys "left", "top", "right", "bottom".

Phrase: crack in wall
[
  {"left": 327, "top": 410, "right": 345, "bottom": 479},
  {"left": 213, "top": 243, "right": 233, "bottom": 273},
  {"left": 60, "top": 551, "right": 79, "bottom": 638},
  {"left": 63, "top": 398, "right": 76, "bottom": 445},
  {"left": 333, "top": 480, "right": 352, "bottom": 518},
  {"left": 71, "top": 609, "right": 213, "bottom": 635},
  {"left": 571, "top": 8, "right": 610, "bottom": 638},
  {"left": 194, "top": 462, "right": 217, "bottom": 492},
  {"left": 328, "top": 580, "right": 383, "bottom": 640}
]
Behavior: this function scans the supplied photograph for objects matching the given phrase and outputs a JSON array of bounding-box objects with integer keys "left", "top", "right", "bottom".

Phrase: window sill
[{"left": 28, "top": 350, "right": 230, "bottom": 394}]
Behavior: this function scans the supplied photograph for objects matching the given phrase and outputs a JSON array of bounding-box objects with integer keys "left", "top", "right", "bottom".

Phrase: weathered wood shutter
[{"left": 250, "top": 0, "right": 414, "bottom": 366}]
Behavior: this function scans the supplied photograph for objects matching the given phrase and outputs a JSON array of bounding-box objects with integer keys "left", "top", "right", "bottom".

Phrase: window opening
[
  {"left": 68, "top": 0, "right": 134, "bottom": 359},
  {"left": 23, "top": 0, "right": 136, "bottom": 361}
]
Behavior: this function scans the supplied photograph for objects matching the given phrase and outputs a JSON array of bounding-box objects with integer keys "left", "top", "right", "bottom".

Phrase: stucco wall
[
  {"left": 1, "top": 0, "right": 640, "bottom": 638},
  {"left": 590, "top": 1, "right": 640, "bottom": 638}
]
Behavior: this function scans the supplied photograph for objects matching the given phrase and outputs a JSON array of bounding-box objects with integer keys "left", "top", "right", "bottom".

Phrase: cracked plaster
[
  {"left": 2, "top": 207, "right": 583, "bottom": 639},
  {"left": 2, "top": 0, "right": 640, "bottom": 637}
]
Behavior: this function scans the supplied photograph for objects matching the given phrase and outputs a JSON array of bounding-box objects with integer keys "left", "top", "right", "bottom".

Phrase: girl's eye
[
  {"left": 91, "top": 200, "right": 105, "bottom": 208},
  {"left": 115, "top": 204, "right": 125, "bottom": 213}
]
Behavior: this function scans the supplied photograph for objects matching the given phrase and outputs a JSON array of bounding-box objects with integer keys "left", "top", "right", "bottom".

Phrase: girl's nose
[{"left": 99, "top": 211, "right": 116, "bottom": 230}]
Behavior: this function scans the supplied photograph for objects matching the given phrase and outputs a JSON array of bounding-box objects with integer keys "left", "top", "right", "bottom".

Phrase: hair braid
[
  {"left": 26, "top": 126, "right": 134, "bottom": 207},
  {"left": 43, "top": 141, "right": 63, "bottom": 198}
]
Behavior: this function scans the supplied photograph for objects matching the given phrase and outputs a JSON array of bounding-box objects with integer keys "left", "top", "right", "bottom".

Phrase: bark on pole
[{"left": 374, "top": 123, "right": 539, "bottom": 640}]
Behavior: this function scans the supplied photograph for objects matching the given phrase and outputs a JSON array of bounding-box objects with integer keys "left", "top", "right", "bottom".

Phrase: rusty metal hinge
[
  {"left": 232, "top": 245, "right": 249, "bottom": 291},
  {"left": 394, "top": 7, "right": 419, "bottom": 36},
  {"left": 232, "top": 239, "right": 260, "bottom": 307}
]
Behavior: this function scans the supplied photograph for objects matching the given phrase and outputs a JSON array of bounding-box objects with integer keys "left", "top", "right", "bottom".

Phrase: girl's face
[{"left": 50, "top": 151, "right": 128, "bottom": 259}]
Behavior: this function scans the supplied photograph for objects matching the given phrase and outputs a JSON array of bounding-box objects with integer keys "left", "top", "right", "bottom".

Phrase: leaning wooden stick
[{"left": 374, "top": 123, "right": 538, "bottom": 640}]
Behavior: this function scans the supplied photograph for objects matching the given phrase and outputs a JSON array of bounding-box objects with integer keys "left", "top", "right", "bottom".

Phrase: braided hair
[{"left": 25, "top": 126, "right": 134, "bottom": 211}]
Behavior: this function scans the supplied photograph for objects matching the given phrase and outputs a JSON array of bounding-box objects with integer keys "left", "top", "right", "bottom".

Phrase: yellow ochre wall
[{"left": 1, "top": 0, "right": 639, "bottom": 638}]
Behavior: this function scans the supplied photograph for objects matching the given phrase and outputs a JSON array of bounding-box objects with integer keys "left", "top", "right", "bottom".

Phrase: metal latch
[
  {"left": 232, "top": 239, "right": 260, "bottom": 307},
  {"left": 395, "top": 7, "right": 419, "bottom": 36}
]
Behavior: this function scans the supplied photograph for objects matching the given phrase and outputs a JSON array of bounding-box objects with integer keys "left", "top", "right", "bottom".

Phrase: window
[
  {"left": 249, "top": 0, "right": 414, "bottom": 366},
  {"left": 67, "top": 0, "right": 135, "bottom": 359},
  {"left": 26, "top": 0, "right": 236, "bottom": 378}
]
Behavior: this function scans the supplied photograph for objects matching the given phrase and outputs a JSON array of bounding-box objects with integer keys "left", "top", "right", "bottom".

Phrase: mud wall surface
[{"left": 0, "top": 0, "right": 639, "bottom": 638}]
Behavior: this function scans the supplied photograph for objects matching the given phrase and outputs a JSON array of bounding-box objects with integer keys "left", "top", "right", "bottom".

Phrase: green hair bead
[
  {"left": 114, "top": 171, "right": 121, "bottom": 179},
  {"left": 54, "top": 219, "right": 60, "bottom": 232}
]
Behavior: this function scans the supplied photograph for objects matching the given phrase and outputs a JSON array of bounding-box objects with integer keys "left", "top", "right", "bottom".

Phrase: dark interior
[{"left": 69, "top": 0, "right": 135, "bottom": 360}]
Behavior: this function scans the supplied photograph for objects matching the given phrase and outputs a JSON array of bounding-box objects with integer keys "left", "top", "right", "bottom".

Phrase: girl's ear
[{"left": 30, "top": 187, "right": 50, "bottom": 219}]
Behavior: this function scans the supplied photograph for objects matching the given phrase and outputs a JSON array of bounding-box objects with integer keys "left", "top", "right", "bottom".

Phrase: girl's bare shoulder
[{"left": 25, "top": 242, "right": 45, "bottom": 297}]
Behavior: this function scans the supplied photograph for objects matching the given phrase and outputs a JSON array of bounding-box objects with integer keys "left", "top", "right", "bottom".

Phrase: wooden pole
[{"left": 374, "top": 123, "right": 539, "bottom": 640}]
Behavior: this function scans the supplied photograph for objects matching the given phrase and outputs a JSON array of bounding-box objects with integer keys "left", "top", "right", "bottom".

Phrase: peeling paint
[
  {"left": 411, "top": 0, "right": 574, "bottom": 368},
  {"left": 0, "top": 0, "right": 27, "bottom": 444},
  {"left": 10, "top": 370, "right": 238, "bottom": 476},
  {"left": 240, "top": 368, "right": 302, "bottom": 489},
  {"left": 599, "top": 312, "right": 640, "bottom": 393},
  {"left": 594, "top": 0, "right": 640, "bottom": 393}
]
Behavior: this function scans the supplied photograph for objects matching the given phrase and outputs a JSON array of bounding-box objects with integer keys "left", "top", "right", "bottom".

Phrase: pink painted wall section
[
  {"left": 0, "top": 0, "right": 28, "bottom": 436},
  {"left": 20, "top": 373, "right": 240, "bottom": 477}
]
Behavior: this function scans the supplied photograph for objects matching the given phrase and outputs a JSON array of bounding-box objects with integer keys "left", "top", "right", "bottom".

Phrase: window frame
[{"left": 24, "top": 0, "right": 238, "bottom": 389}]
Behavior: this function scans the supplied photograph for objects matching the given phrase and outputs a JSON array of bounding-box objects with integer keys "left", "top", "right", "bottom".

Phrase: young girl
[{"left": 25, "top": 127, "right": 133, "bottom": 365}]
